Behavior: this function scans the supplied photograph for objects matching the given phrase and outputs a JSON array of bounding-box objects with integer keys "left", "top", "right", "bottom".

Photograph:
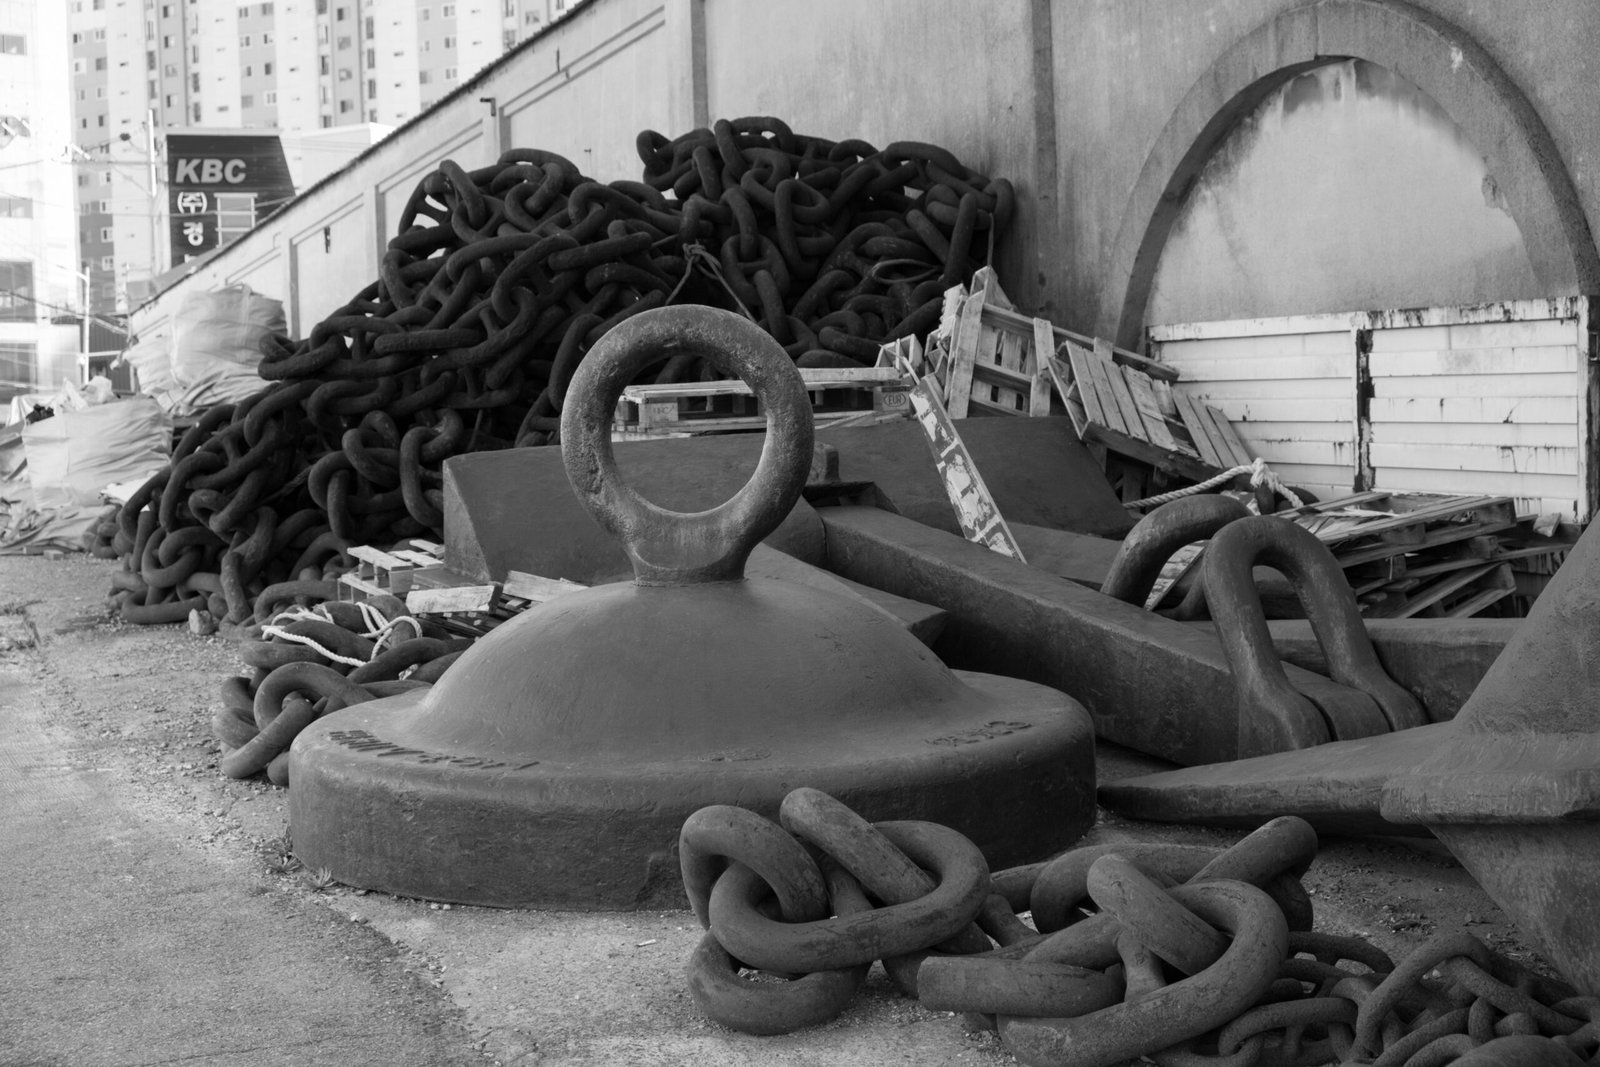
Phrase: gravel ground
[{"left": 0, "top": 552, "right": 1556, "bottom": 1066}]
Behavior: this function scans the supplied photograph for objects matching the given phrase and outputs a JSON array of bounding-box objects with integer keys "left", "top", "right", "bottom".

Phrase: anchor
[
  {"left": 1101, "top": 513, "right": 1600, "bottom": 996},
  {"left": 287, "top": 305, "right": 1096, "bottom": 909}
]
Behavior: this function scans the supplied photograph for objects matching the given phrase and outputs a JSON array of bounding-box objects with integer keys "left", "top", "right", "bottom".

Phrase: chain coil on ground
[
  {"left": 108, "top": 117, "right": 1014, "bottom": 625},
  {"left": 679, "top": 794, "right": 1599, "bottom": 1066},
  {"left": 212, "top": 588, "right": 468, "bottom": 786}
]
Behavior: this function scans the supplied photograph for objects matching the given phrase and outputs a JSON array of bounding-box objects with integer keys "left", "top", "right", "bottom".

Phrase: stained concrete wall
[{"left": 128, "top": 0, "right": 1600, "bottom": 364}]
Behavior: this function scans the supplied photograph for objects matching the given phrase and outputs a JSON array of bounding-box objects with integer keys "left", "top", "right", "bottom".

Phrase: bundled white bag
[{"left": 22, "top": 396, "right": 170, "bottom": 509}]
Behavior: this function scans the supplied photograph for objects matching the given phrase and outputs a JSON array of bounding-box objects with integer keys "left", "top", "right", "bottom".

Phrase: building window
[
  {"left": 421, "top": 40, "right": 429, "bottom": 52},
  {"left": 320, "top": 115, "right": 331, "bottom": 127},
  {"left": 161, "top": 34, "right": 173, "bottom": 46},
  {"left": 96, "top": 114, "right": 106, "bottom": 126},
  {"left": 73, "top": 58, "right": 87, "bottom": 73},
  {"left": 149, "top": 80, "right": 157, "bottom": 98},
  {"left": 0, "top": 263, "right": 34, "bottom": 322},
  {"left": 315, "top": 0, "right": 326, "bottom": 13},
  {"left": 98, "top": 199, "right": 111, "bottom": 213},
  {"left": 191, "top": 102, "right": 201, "bottom": 122},
  {"left": 263, "top": 61, "right": 272, "bottom": 74},
  {"left": 241, "top": 94, "right": 254, "bottom": 108},
  {"left": 0, "top": 341, "right": 37, "bottom": 387},
  {"left": 337, "top": 67, "right": 351, "bottom": 80},
  {"left": 525, "top": 11, "right": 541, "bottom": 25},
  {"left": 364, "top": 48, "right": 373, "bottom": 66},
  {"left": 100, "top": 227, "right": 114, "bottom": 241},
  {"left": 190, "top": 73, "right": 199, "bottom": 91},
  {"left": 93, "top": 28, "right": 107, "bottom": 40},
  {"left": 94, "top": 56, "right": 107, "bottom": 70},
  {"left": 72, "top": 32, "right": 83, "bottom": 44},
  {"left": 263, "top": 90, "right": 276, "bottom": 103},
  {"left": 0, "top": 35, "right": 24, "bottom": 56},
  {"left": 503, "top": 29, "right": 515, "bottom": 48},
  {"left": 367, "top": 108, "right": 377, "bottom": 121},
  {"left": 262, "top": 32, "right": 272, "bottom": 44},
  {"left": 443, "top": 35, "right": 455, "bottom": 48},
  {"left": 164, "top": 94, "right": 174, "bottom": 108},
  {"left": 260, "top": 2, "right": 273, "bottom": 13},
  {"left": 101, "top": 171, "right": 113, "bottom": 184},
  {"left": 418, "top": 70, "right": 430, "bottom": 83},
  {"left": 338, "top": 99, "right": 352, "bottom": 113},
  {"left": 0, "top": 196, "right": 31, "bottom": 218},
  {"left": 420, "top": 7, "right": 430, "bottom": 20},
  {"left": 100, "top": 256, "right": 114, "bottom": 271},
  {"left": 146, "top": 51, "right": 156, "bottom": 69},
  {"left": 161, "top": 3, "right": 171, "bottom": 15},
  {"left": 335, "top": 5, "right": 345, "bottom": 19},
  {"left": 96, "top": 86, "right": 107, "bottom": 98},
  {"left": 244, "top": 65, "right": 252, "bottom": 77},
  {"left": 318, "top": 56, "right": 329, "bottom": 74},
  {"left": 444, "top": 66, "right": 456, "bottom": 80},
  {"left": 337, "top": 35, "right": 351, "bottom": 49},
  {"left": 77, "top": 174, "right": 89, "bottom": 187},
  {"left": 442, "top": 3, "right": 454, "bottom": 15},
  {"left": 163, "top": 63, "right": 176, "bottom": 75},
  {"left": 364, "top": 16, "right": 373, "bottom": 35},
  {"left": 365, "top": 77, "right": 375, "bottom": 95},
  {"left": 77, "top": 89, "right": 86, "bottom": 101},
  {"left": 241, "top": 34, "right": 251, "bottom": 46}
]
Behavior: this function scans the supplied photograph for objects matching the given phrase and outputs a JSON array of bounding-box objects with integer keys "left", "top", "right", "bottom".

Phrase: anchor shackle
[{"left": 560, "top": 305, "right": 815, "bottom": 584}]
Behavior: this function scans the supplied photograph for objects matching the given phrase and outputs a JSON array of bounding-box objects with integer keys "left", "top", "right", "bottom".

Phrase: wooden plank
[
  {"left": 1060, "top": 343, "right": 1117, "bottom": 432},
  {"left": 979, "top": 301, "right": 1180, "bottom": 381},
  {"left": 1335, "top": 521, "right": 1517, "bottom": 568},
  {"left": 407, "top": 584, "right": 500, "bottom": 615},
  {"left": 1204, "top": 404, "right": 1255, "bottom": 466},
  {"left": 1171, "top": 390, "right": 1226, "bottom": 468},
  {"left": 1442, "top": 583, "right": 1515, "bottom": 619},
  {"left": 1029, "top": 368, "right": 1053, "bottom": 417},
  {"left": 1028, "top": 319, "right": 1052, "bottom": 376},
  {"left": 946, "top": 289, "right": 985, "bottom": 418},
  {"left": 1094, "top": 338, "right": 1146, "bottom": 438},
  {"left": 1368, "top": 396, "right": 1576, "bottom": 424},
  {"left": 1155, "top": 352, "right": 1352, "bottom": 381},
  {"left": 502, "top": 570, "right": 588, "bottom": 602},
  {"left": 1122, "top": 366, "right": 1177, "bottom": 450},
  {"left": 1367, "top": 562, "right": 1506, "bottom": 620},
  {"left": 1078, "top": 423, "right": 1217, "bottom": 483},
  {"left": 1046, "top": 355, "right": 1091, "bottom": 438}
]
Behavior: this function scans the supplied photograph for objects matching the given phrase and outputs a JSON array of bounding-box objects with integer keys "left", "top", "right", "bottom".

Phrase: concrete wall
[{"left": 129, "top": 0, "right": 1600, "bottom": 365}]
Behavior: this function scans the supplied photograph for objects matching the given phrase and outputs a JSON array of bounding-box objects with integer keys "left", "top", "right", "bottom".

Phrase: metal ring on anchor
[{"left": 559, "top": 304, "right": 815, "bottom": 585}]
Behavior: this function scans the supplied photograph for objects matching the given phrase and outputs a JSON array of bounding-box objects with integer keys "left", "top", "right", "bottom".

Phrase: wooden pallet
[
  {"left": 1278, "top": 492, "right": 1565, "bottom": 617},
  {"left": 615, "top": 366, "right": 911, "bottom": 435}
]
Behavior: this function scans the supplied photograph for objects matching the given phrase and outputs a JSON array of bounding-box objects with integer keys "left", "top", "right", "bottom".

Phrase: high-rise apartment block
[{"left": 66, "top": 0, "right": 565, "bottom": 318}]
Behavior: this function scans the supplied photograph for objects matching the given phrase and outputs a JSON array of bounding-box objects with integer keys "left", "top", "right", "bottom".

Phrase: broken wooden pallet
[
  {"left": 1279, "top": 492, "right": 1567, "bottom": 617},
  {"left": 615, "top": 366, "right": 911, "bottom": 435}
]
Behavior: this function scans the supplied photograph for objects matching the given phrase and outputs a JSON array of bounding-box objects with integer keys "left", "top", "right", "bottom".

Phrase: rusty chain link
[
  {"left": 110, "top": 117, "right": 1014, "bottom": 625},
  {"left": 677, "top": 798, "right": 1599, "bottom": 1065}
]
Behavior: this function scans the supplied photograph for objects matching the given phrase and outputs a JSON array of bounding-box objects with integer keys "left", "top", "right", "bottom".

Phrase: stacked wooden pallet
[
  {"left": 1282, "top": 492, "right": 1570, "bottom": 618},
  {"left": 613, "top": 366, "right": 911, "bottom": 437},
  {"left": 929, "top": 271, "right": 1259, "bottom": 502}
]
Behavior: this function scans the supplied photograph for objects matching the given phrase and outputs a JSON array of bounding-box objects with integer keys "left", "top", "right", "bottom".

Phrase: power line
[{"left": 0, "top": 288, "right": 128, "bottom": 336}]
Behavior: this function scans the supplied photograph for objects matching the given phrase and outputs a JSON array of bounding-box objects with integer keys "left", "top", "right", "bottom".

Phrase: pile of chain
[
  {"left": 108, "top": 116, "right": 1014, "bottom": 625},
  {"left": 680, "top": 792, "right": 1600, "bottom": 1066},
  {"left": 211, "top": 581, "right": 470, "bottom": 786}
]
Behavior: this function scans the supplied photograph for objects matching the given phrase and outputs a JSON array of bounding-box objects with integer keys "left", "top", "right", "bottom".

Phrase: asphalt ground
[{"left": 0, "top": 553, "right": 1549, "bottom": 1067}]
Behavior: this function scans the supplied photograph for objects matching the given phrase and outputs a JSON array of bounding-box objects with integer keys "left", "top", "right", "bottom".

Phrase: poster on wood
[{"left": 904, "top": 373, "right": 1026, "bottom": 562}]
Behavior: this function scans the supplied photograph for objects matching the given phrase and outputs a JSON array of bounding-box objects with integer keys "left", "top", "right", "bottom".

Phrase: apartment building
[
  {"left": 0, "top": 0, "right": 85, "bottom": 407},
  {"left": 67, "top": 0, "right": 562, "bottom": 317}
]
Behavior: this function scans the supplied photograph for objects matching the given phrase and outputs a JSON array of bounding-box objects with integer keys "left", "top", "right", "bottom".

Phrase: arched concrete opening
[{"left": 1099, "top": 0, "right": 1600, "bottom": 348}]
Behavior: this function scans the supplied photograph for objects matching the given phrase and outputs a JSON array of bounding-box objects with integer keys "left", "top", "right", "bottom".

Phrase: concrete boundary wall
[{"left": 130, "top": 0, "right": 1600, "bottom": 363}]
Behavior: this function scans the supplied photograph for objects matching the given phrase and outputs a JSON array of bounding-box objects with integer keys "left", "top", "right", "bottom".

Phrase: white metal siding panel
[
  {"left": 1367, "top": 320, "right": 1582, "bottom": 519},
  {"left": 1150, "top": 325, "right": 1355, "bottom": 500}
]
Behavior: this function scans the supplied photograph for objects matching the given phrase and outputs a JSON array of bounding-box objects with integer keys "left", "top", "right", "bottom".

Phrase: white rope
[
  {"left": 259, "top": 624, "right": 369, "bottom": 667},
  {"left": 262, "top": 600, "right": 424, "bottom": 665},
  {"left": 1126, "top": 456, "right": 1304, "bottom": 511}
]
